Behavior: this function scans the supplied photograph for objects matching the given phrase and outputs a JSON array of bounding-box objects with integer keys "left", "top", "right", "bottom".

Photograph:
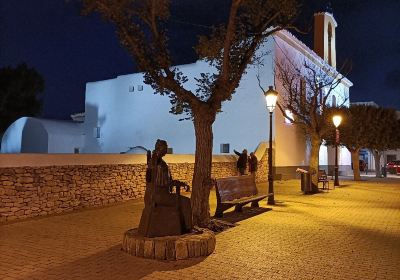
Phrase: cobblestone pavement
[{"left": 1, "top": 179, "right": 399, "bottom": 280}]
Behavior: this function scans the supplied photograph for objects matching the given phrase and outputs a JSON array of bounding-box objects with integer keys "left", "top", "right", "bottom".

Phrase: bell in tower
[{"left": 313, "top": 9, "right": 337, "bottom": 68}]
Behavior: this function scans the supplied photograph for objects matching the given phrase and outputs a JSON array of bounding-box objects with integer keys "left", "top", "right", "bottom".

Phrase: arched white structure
[{"left": 1, "top": 117, "right": 83, "bottom": 153}]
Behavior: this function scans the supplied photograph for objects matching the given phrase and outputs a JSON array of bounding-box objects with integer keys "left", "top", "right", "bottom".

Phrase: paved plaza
[{"left": 1, "top": 178, "right": 399, "bottom": 279}]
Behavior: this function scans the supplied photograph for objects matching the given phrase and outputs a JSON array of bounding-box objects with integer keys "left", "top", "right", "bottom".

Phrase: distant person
[
  {"left": 234, "top": 149, "right": 248, "bottom": 175},
  {"left": 248, "top": 152, "right": 258, "bottom": 176}
]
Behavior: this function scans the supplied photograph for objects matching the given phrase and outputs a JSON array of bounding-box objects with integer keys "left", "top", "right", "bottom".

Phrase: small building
[{"left": 1, "top": 117, "right": 83, "bottom": 153}]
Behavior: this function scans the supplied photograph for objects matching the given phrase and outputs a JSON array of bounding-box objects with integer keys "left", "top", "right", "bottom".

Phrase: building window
[
  {"left": 328, "top": 23, "right": 333, "bottom": 66},
  {"left": 74, "top": 147, "right": 80, "bottom": 154},
  {"left": 284, "top": 110, "right": 294, "bottom": 124},
  {"left": 129, "top": 85, "right": 134, "bottom": 92},
  {"left": 332, "top": 95, "right": 337, "bottom": 107},
  {"left": 94, "top": 127, "right": 101, "bottom": 138},
  {"left": 138, "top": 85, "right": 143, "bottom": 91},
  {"left": 220, "top": 143, "right": 230, "bottom": 153}
]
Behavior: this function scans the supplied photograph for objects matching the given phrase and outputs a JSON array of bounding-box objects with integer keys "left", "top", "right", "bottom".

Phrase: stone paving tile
[{"left": 1, "top": 179, "right": 399, "bottom": 279}]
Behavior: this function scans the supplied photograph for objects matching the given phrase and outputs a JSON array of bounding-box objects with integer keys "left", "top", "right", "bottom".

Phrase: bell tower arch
[{"left": 313, "top": 12, "right": 337, "bottom": 68}]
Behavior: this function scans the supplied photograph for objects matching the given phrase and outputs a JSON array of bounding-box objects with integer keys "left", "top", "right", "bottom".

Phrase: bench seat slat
[{"left": 221, "top": 194, "right": 268, "bottom": 205}]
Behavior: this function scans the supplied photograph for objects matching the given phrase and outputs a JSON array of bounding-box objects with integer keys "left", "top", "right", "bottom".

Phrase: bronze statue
[{"left": 138, "top": 139, "right": 193, "bottom": 237}]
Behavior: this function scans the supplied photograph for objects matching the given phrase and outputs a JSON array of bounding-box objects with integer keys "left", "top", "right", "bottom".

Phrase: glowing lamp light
[
  {"left": 332, "top": 115, "right": 342, "bottom": 128},
  {"left": 284, "top": 109, "right": 294, "bottom": 124},
  {"left": 264, "top": 86, "right": 278, "bottom": 112}
]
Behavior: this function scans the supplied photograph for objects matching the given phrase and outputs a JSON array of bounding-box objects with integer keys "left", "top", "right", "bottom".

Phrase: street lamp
[
  {"left": 264, "top": 86, "right": 278, "bottom": 205},
  {"left": 332, "top": 115, "right": 342, "bottom": 187}
]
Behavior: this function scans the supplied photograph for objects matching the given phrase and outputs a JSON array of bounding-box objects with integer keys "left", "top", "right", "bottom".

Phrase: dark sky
[{"left": 1, "top": 0, "right": 399, "bottom": 120}]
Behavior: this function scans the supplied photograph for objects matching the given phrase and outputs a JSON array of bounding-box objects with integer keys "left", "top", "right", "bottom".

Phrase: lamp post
[
  {"left": 264, "top": 86, "right": 278, "bottom": 205},
  {"left": 332, "top": 115, "right": 342, "bottom": 187}
]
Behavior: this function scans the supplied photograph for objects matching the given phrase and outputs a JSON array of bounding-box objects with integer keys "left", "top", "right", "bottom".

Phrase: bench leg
[
  {"left": 235, "top": 205, "right": 243, "bottom": 212},
  {"left": 251, "top": 201, "right": 259, "bottom": 207},
  {"left": 215, "top": 205, "right": 224, "bottom": 218}
]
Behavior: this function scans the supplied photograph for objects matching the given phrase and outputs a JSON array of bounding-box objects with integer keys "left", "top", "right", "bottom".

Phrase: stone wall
[{"left": 0, "top": 150, "right": 268, "bottom": 223}]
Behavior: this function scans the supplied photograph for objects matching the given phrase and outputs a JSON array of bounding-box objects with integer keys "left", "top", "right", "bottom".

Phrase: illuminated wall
[
  {"left": 1, "top": 117, "right": 83, "bottom": 154},
  {"left": 82, "top": 41, "right": 275, "bottom": 154},
  {"left": 273, "top": 30, "right": 352, "bottom": 173}
]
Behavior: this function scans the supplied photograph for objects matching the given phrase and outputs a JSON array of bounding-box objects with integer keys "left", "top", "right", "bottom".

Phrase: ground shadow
[
  {"left": 27, "top": 244, "right": 207, "bottom": 280},
  {"left": 334, "top": 183, "right": 352, "bottom": 188},
  {"left": 271, "top": 200, "right": 288, "bottom": 207}
]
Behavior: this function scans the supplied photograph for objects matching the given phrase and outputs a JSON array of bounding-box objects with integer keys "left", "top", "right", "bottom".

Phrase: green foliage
[
  {"left": 333, "top": 105, "right": 371, "bottom": 151},
  {"left": 365, "top": 106, "right": 399, "bottom": 152},
  {"left": 0, "top": 63, "right": 44, "bottom": 132}
]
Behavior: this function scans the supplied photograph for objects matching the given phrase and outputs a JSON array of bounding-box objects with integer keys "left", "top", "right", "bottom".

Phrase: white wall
[
  {"left": 83, "top": 40, "right": 276, "bottom": 155},
  {"left": 1, "top": 117, "right": 83, "bottom": 154},
  {"left": 273, "top": 32, "right": 352, "bottom": 168},
  {"left": 1, "top": 117, "right": 27, "bottom": 153},
  {"left": 274, "top": 34, "right": 312, "bottom": 167},
  {"left": 1, "top": 117, "right": 49, "bottom": 153}
]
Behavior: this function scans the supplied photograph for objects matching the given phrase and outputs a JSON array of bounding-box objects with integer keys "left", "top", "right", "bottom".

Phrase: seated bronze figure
[{"left": 138, "top": 139, "right": 193, "bottom": 237}]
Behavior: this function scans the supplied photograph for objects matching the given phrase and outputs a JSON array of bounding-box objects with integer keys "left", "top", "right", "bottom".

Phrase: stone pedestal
[{"left": 122, "top": 228, "right": 216, "bottom": 260}]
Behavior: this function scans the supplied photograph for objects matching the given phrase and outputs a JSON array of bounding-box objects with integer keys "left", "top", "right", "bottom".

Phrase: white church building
[{"left": 1, "top": 12, "right": 353, "bottom": 178}]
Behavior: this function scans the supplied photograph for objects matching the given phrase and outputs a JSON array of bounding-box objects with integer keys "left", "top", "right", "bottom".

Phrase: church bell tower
[{"left": 313, "top": 12, "right": 337, "bottom": 68}]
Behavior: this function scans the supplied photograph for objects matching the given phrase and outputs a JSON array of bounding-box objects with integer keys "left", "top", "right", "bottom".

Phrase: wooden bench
[
  {"left": 214, "top": 175, "right": 270, "bottom": 218},
  {"left": 318, "top": 170, "right": 330, "bottom": 190}
]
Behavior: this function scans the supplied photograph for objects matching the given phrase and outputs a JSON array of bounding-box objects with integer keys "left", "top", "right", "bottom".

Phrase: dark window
[
  {"left": 220, "top": 143, "right": 230, "bottom": 153},
  {"left": 328, "top": 23, "right": 333, "bottom": 65},
  {"left": 94, "top": 127, "right": 101, "bottom": 138}
]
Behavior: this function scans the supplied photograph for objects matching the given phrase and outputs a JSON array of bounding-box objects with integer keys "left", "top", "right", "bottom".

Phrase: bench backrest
[
  {"left": 318, "top": 170, "right": 328, "bottom": 180},
  {"left": 215, "top": 175, "right": 258, "bottom": 202}
]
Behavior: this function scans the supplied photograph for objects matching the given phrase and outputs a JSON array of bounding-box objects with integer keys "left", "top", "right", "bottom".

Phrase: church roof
[{"left": 29, "top": 117, "right": 83, "bottom": 136}]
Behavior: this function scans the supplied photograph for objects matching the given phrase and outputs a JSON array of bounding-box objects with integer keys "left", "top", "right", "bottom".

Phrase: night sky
[{"left": 1, "top": 0, "right": 399, "bottom": 120}]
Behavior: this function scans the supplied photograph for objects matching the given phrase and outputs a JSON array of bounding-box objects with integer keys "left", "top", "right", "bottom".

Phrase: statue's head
[
  {"left": 155, "top": 139, "right": 168, "bottom": 157},
  {"left": 243, "top": 149, "right": 248, "bottom": 154}
]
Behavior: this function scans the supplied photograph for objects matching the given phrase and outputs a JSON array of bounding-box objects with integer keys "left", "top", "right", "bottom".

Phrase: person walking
[
  {"left": 248, "top": 152, "right": 258, "bottom": 176},
  {"left": 234, "top": 149, "right": 248, "bottom": 175}
]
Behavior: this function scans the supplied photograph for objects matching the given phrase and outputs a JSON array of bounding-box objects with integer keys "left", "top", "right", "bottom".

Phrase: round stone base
[{"left": 122, "top": 228, "right": 216, "bottom": 260}]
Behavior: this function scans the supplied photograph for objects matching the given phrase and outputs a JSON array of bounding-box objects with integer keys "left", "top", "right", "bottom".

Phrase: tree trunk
[
  {"left": 309, "top": 136, "right": 321, "bottom": 192},
  {"left": 191, "top": 114, "right": 214, "bottom": 227},
  {"left": 372, "top": 150, "right": 382, "bottom": 178},
  {"left": 351, "top": 148, "right": 361, "bottom": 181}
]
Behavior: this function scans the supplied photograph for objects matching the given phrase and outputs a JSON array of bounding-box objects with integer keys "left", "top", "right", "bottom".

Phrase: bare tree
[
  {"left": 82, "top": 0, "right": 298, "bottom": 226},
  {"left": 274, "top": 58, "right": 349, "bottom": 191}
]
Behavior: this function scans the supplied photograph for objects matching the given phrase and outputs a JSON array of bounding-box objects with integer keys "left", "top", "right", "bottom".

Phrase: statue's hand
[{"left": 169, "top": 180, "right": 190, "bottom": 193}]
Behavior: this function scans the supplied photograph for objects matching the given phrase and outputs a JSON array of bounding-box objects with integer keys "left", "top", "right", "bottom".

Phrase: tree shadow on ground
[{"left": 27, "top": 244, "right": 207, "bottom": 280}]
